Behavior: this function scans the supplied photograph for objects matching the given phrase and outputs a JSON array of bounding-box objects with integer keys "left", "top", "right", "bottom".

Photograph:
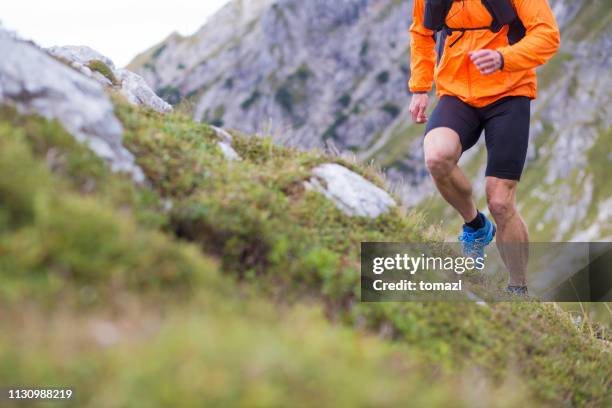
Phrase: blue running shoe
[{"left": 459, "top": 215, "right": 496, "bottom": 259}]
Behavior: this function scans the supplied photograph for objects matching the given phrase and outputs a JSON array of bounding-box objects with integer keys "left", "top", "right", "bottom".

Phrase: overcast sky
[{"left": 2, "top": 0, "right": 229, "bottom": 67}]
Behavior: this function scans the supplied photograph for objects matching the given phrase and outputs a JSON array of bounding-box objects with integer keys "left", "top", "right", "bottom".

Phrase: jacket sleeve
[
  {"left": 409, "top": 0, "right": 437, "bottom": 93},
  {"left": 497, "top": 0, "right": 561, "bottom": 72}
]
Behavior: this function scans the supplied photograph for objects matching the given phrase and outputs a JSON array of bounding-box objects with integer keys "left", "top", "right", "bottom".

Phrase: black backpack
[{"left": 424, "top": 0, "right": 526, "bottom": 54}]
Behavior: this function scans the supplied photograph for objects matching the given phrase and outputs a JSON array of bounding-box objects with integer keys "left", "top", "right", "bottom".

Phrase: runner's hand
[
  {"left": 469, "top": 49, "right": 503, "bottom": 75},
  {"left": 409, "top": 93, "right": 429, "bottom": 124}
]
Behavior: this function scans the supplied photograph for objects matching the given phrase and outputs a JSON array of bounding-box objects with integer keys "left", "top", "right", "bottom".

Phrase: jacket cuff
[
  {"left": 409, "top": 85, "right": 432, "bottom": 94},
  {"left": 497, "top": 47, "right": 512, "bottom": 71}
]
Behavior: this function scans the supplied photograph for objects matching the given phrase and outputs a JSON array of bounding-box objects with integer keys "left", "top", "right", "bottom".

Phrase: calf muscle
[{"left": 486, "top": 177, "right": 529, "bottom": 286}]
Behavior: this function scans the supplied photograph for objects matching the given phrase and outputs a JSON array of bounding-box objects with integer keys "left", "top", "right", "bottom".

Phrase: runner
[{"left": 408, "top": 0, "right": 560, "bottom": 294}]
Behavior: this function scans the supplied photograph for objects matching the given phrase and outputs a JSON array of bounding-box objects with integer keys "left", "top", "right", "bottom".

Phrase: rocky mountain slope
[
  {"left": 130, "top": 0, "right": 612, "bottom": 241},
  {"left": 1, "top": 27, "right": 610, "bottom": 406}
]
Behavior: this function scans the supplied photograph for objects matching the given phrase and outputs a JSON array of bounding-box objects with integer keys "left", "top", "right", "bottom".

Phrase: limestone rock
[
  {"left": 47, "top": 45, "right": 171, "bottom": 113},
  {"left": 211, "top": 126, "right": 241, "bottom": 161},
  {"left": 47, "top": 45, "right": 116, "bottom": 70},
  {"left": 115, "top": 69, "right": 172, "bottom": 113},
  {"left": 306, "top": 163, "right": 395, "bottom": 218},
  {"left": 0, "top": 30, "right": 144, "bottom": 182}
]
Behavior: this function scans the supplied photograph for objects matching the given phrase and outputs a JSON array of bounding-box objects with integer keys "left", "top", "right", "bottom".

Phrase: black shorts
[{"left": 425, "top": 95, "right": 531, "bottom": 181}]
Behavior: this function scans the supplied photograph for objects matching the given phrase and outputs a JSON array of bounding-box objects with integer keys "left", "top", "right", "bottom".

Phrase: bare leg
[
  {"left": 486, "top": 177, "right": 529, "bottom": 286},
  {"left": 424, "top": 127, "right": 478, "bottom": 222}
]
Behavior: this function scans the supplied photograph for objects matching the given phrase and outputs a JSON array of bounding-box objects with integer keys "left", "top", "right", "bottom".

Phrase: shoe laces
[{"left": 459, "top": 229, "right": 480, "bottom": 242}]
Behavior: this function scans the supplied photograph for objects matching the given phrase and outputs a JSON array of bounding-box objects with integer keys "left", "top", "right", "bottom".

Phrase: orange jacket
[{"left": 409, "top": 0, "right": 560, "bottom": 107}]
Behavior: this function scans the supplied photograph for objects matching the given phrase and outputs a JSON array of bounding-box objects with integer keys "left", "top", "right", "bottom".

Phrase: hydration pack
[{"left": 424, "top": 0, "right": 526, "bottom": 49}]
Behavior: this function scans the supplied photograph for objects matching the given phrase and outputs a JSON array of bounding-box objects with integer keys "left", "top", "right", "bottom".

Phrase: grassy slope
[{"left": 0, "top": 103, "right": 610, "bottom": 407}]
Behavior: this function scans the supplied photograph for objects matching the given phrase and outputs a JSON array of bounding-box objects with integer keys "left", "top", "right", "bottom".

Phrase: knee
[
  {"left": 425, "top": 148, "right": 456, "bottom": 178},
  {"left": 487, "top": 195, "right": 514, "bottom": 221},
  {"left": 486, "top": 178, "right": 518, "bottom": 221}
]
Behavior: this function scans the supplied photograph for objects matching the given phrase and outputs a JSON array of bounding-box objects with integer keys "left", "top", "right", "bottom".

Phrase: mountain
[{"left": 129, "top": 0, "right": 612, "bottom": 241}]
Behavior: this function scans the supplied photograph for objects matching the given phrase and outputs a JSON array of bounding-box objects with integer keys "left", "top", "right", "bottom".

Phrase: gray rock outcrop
[
  {"left": 211, "top": 126, "right": 241, "bottom": 161},
  {"left": 47, "top": 45, "right": 172, "bottom": 113},
  {"left": 47, "top": 45, "right": 116, "bottom": 70},
  {"left": 306, "top": 163, "right": 395, "bottom": 218},
  {"left": 114, "top": 68, "right": 172, "bottom": 113},
  {"left": 0, "top": 30, "right": 144, "bottom": 182}
]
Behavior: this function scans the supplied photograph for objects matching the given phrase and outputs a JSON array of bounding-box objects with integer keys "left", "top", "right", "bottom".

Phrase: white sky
[{"left": 1, "top": 0, "right": 229, "bottom": 67}]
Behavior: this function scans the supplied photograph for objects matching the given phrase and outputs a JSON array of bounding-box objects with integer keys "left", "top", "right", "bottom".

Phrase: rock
[
  {"left": 211, "top": 126, "right": 241, "bottom": 161},
  {"left": 47, "top": 45, "right": 116, "bottom": 70},
  {"left": 0, "top": 30, "right": 144, "bottom": 182},
  {"left": 217, "top": 141, "right": 241, "bottom": 161},
  {"left": 47, "top": 45, "right": 172, "bottom": 113},
  {"left": 91, "top": 71, "right": 113, "bottom": 87},
  {"left": 211, "top": 125, "right": 233, "bottom": 143},
  {"left": 306, "top": 163, "right": 395, "bottom": 218},
  {"left": 115, "top": 69, "right": 172, "bottom": 113}
]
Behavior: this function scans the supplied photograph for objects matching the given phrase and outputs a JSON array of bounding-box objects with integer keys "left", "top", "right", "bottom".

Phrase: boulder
[
  {"left": 115, "top": 69, "right": 172, "bottom": 113},
  {"left": 47, "top": 45, "right": 172, "bottom": 113},
  {"left": 306, "top": 163, "right": 395, "bottom": 218},
  {"left": 0, "top": 30, "right": 144, "bottom": 182},
  {"left": 47, "top": 45, "right": 116, "bottom": 70},
  {"left": 211, "top": 126, "right": 241, "bottom": 161},
  {"left": 217, "top": 141, "right": 241, "bottom": 161}
]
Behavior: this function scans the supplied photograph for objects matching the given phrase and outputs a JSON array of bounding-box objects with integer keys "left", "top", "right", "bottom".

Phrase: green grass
[
  {"left": 0, "top": 106, "right": 526, "bottom": 408},
  {"left": 0, "top": 107, "right": 215, "bottom": 306},
  {"left": 117, "top": 103, "right": 610, "bottom": 405},
  {"left": 363, "top": 122, "right": 422, "bottom": 169},
  {"left": 0, "top": 103, "right": 610, "bottom": 407},
  {"left": 87, "top": 59, "right": 119, "bottom": 86},
  {"left": 587, "top": 125, "right": 612, "bottom": 217},
  {"left": 1, "top": 299, "right": 537, "bottom": 408}
]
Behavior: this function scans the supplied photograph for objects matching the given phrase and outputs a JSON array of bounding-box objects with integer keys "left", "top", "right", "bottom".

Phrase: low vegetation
[
  {"left": 0, "top": 102, "right": 610, "bottom": 407},
  {"left": 87, "top": 59, "right": 119, "bottom": 86}
]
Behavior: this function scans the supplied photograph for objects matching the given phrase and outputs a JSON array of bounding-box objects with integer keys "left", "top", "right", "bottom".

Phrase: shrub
[
  {"left": 338, "top": 94, "right": 352, "bottom": 108},
  {"left": 275, "top": 87, "right": 294, "bottom": 113},
  {"left": 157, "top": 86, "right": 181, "bottom": 105},
  {"left": 376, "top": 71, "right": 390, "bottom": 84},
  {"left": 241, "top": 90, "right": 261, "bottom": 110},
  {"left": 382, "top": 102, "right": 400, "bottom": 118}
]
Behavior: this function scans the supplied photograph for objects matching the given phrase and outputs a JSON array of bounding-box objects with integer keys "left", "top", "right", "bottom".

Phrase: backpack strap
[
  {"left": 423, "top": 0, "right": 453, "bottom": 31},
  {"left": 482, "top": 0, "right": 526, "bottom": 44},
  {"left": 424, "top": 0, "right": 526, "bottom": 49},
  {"left": 444, "top": 25, "right": 494, "bottom": 48},
  {"left": 481, "top": 0, "right": 518, "bottom": 30},
  {"left": 507, "top": 18, "right": 526, "bottom": 45}
]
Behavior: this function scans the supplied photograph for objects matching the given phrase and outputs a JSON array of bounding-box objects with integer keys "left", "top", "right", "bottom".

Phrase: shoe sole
[
  {"left": 460, "top": 219, "right": 496, "bottom": 258},
  {"left": 487, "top": 225, "right": 497, "bottom": 245}
]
